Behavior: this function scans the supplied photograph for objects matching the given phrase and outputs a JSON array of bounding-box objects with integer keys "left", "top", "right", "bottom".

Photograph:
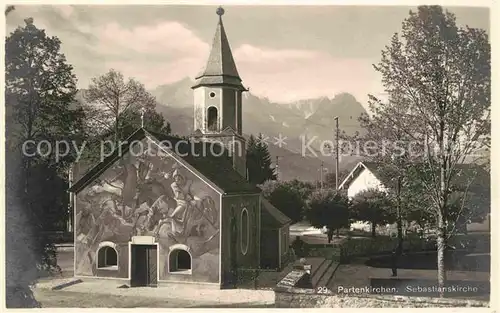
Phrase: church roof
[
  {"left": 191, "top": 126, "right": 246, "bottom": 139},
  {"left": 261, "top": 197, "right": 292, "bottom": 228},
  {"left": 192, "top": 8, "right": 246, "bottom": 91},
  {"left": 69, "top": 128, "right": 260, "bottom": 195}
]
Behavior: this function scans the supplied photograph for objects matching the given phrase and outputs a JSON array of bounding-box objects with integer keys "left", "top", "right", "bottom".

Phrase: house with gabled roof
[
  {"left": 69, "top": 8, "right": 291, "bottom": 288},
  {"left": 337, "top": 161, "right": 389, "bottom": 231},
  {"left": 338, "top": 161, "right": 390, "bottom": 199},
  {"left": 339, "top": 161, "right": 490, "bottom": 233}
]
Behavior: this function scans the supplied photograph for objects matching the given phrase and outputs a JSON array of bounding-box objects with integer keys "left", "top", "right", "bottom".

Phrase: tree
[
  {"left": 82, "top": 69, "right": 157, "bottom": 144},
  {"left": 118, "top": 109, "right": 171, "bottom": 138},
  {"left": 5, "top": 5, "right": 15, "bottom": 15},
  {"left": 247, "top": 134, "right": 257, "bottom": 149},
  {"left": 323, "top": 169, "right": 350, "bottom": 189},
  {"left": 404, "top": 164, "right": 489, "bottom": 234},
  {"left": 259, "top": 180, "right": 305, "bottom": 223},
  {"left": 79, "top": 108, "right": 172, "bottom": 164},
  {"left": 398, "top": 177, "right": 434, "bottom": 235},
  {"left": 78, "top": 70, "right": 171, "bottom": 164},
  {"left": 358, "top": 6, "right": 490, "bottom": 293},
  {"left": 287, "top": 179, "right": 315, "bottom": 199},
  {"left": 5, "top": 18, "right": 86, "bottom": 307},
  {"left": 350, "top": 189, "right": 395, "bottom": 237},
  {"left": 246, "top": 134, "right": 276, "bottom": 184},
  {"left": 306, "top": 189, "right": 350, "bottom": 243}
]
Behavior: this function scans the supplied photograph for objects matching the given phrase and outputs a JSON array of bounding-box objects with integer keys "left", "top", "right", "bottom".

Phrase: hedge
[{"left": 306, "top": 233, "right": 489, "bottom": 263}]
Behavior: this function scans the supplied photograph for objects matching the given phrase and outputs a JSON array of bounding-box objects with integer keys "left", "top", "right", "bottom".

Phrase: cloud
[
  {"left": 6, "top": 6, "right": 383, "bottom": 105},
  {"left": 80, "top": 20, "right": 210, "bottom": 88},
  {"left": 52, "top": 5, "right": 74, "bottom": 19},
  {"left": 95, "top": 21, "right": 208, "bottom": 58},
  {"left": 63, "top": 16, "right": 382, "bottom": 104},
  {"left": 233, "top": 44, "right": 380, "bottom": 103},
  {"left": 235, "top": 44, "right": 318, "bottom": 63}
]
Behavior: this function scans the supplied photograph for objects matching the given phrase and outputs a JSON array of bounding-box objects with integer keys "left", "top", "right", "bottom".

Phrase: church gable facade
[
  {"left": 70, "top": 7, "right": 290, "bottom": 289},
  {"left": 72, "top": 130, "right": 262, "bottom": 287},
  {"left": 73, "top": 134, "right": 223, "bottom": 284}
]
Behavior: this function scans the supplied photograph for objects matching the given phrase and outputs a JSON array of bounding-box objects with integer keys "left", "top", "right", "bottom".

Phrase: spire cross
[{"left": 140, "top": 108, "right": 146, "bottom": 128}]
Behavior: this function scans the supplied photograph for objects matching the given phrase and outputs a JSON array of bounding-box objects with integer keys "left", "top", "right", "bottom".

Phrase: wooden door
[
  {"left": 147, "top": 245, "right": 158, "bottom": 287},
  {"left": 131, "top": 244, "right": 158, "bottom": 287},
  {"left": 131, "top": 245, "right": 147, "bottom": 287}
]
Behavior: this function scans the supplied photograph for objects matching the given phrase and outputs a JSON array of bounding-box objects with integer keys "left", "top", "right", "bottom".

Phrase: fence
[
  {"left": 233, "top": 233, "right": 490, "bottom": 290},
  {"left": 306, "top": 232, "right": 489, "bottom": 263},
  {"left": 448, "top": 232, "right": 490, "bottom": 252}
]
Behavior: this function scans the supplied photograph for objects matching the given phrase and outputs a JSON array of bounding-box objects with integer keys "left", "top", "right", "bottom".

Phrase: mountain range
[
  {"left": 150, "top": 77, "right": 367, "bottom": 181},
  {"left": 76, "top": 77, "right": 368, "bottom": 182},
  {"left": 76, "top": 77, "right": 488, "bottom": 181}
]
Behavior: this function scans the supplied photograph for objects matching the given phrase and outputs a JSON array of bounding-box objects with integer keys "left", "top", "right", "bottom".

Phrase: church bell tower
[{"left": 191, "top": 7, "right": 247, "bottom": 178}]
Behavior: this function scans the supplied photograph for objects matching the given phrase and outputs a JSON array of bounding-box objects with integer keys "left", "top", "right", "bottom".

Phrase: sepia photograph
[{"left": 3, "top": 1, "right": 494, "bottom": 309}]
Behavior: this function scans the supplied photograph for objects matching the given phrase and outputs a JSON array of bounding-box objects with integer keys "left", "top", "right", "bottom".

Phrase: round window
[{"left": 209, "top": 91, "right": 216, "bottom": 98}]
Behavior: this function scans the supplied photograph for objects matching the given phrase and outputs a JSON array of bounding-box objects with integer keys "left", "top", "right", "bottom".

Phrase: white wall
[
  {"left": 347, "top": 167, "right": 387, "bottom": 231},
  {"left": 193, "top": 87, "right": 205, "bottom": 131},
  {"left": 347, "top": 168, "right": 386, "bottom": 198}
]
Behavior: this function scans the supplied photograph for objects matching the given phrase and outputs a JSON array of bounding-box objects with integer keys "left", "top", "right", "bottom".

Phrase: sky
[{"left": 5, "top": 4, "right": 490, "bottom": 107}]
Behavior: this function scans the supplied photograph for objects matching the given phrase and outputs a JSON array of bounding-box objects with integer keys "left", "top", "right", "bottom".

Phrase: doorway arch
[
  {"left": 97, "top": 243, "right": 118, "bottom": 269},
  {"left": 169, "top": 248, "right": 192, "bottom": 273},
  {"left": 207, "top": 106, "right": 218, "bottom": 131}
]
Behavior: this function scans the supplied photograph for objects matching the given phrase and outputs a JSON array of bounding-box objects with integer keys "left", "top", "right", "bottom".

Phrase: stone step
[
  {"left": 308, "top": 257, "right": 327, "bottom": 277},
  {"left": 319, "top": 262, "right": 339, "bottom": 290},
  {"left": 312, "top": 259, "right": 333, "bottom": 287}
]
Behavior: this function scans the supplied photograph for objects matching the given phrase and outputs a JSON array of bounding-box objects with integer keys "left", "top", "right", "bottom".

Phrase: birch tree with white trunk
[{"left": 354, "top": 5, "right": 490, "bottom": 295}]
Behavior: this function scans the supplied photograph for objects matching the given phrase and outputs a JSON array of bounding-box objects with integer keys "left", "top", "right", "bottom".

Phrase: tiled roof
[
  {"left": 192, "top": 75, "right": 245, "bottom": 90},
  {"left": 150, "top": 130, "right": 259, "bottom": 194},
  {"left": 362, "top": 161, "right": 394, "bottom": 188},
  {"left": 192, "top": 14, "right": 245, "bottom": 91},
  {"left": 69, "top": 128, "right": 260, "bottom": 195},
  {"left": 261, "top": 197, "right": 292, "bottom": 228}
]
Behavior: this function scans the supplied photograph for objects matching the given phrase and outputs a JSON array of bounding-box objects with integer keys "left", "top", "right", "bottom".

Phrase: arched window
[
  {"left": 169, "top": 249, "right": 192, "bottom": 273},
  {"left": 97, "top": 245, "right": 118, "bottom": 269},
  {"left": 207, "top": 106, "right": 218, "bottom": 131},
  {"left": 240, "top": 208, "right": 249, "bottom": 255}
]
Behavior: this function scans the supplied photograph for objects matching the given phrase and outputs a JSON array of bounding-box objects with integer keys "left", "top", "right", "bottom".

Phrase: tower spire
[
  {"left": 190, "top": 7, "right": 247, "bottom": 177},
  {"left": 192, "top": 7, "right": 246, "bottom": 91}
]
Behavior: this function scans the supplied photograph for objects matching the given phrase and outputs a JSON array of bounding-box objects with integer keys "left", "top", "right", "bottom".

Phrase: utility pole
[
  {"left": 275, "top": 156, "right": 280, "bottom": 181},
  {"left": 334, "top": 116, "right": 339, "bottom": 190},
  {"left": 320, "top": 161, "right": 324, "bottom": 189},
  {"left": 67, "top": 166, "right": 73, "bottom": 233}
]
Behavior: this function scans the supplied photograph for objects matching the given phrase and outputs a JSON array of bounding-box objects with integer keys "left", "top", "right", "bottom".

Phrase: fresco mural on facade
[{"left": 74, "top": 138, "right": 220, "bottom": 282}]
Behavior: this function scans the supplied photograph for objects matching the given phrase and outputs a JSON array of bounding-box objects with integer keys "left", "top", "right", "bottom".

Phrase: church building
[{"left": 69, "top": 7, "right": 290, "bottom": 289}]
